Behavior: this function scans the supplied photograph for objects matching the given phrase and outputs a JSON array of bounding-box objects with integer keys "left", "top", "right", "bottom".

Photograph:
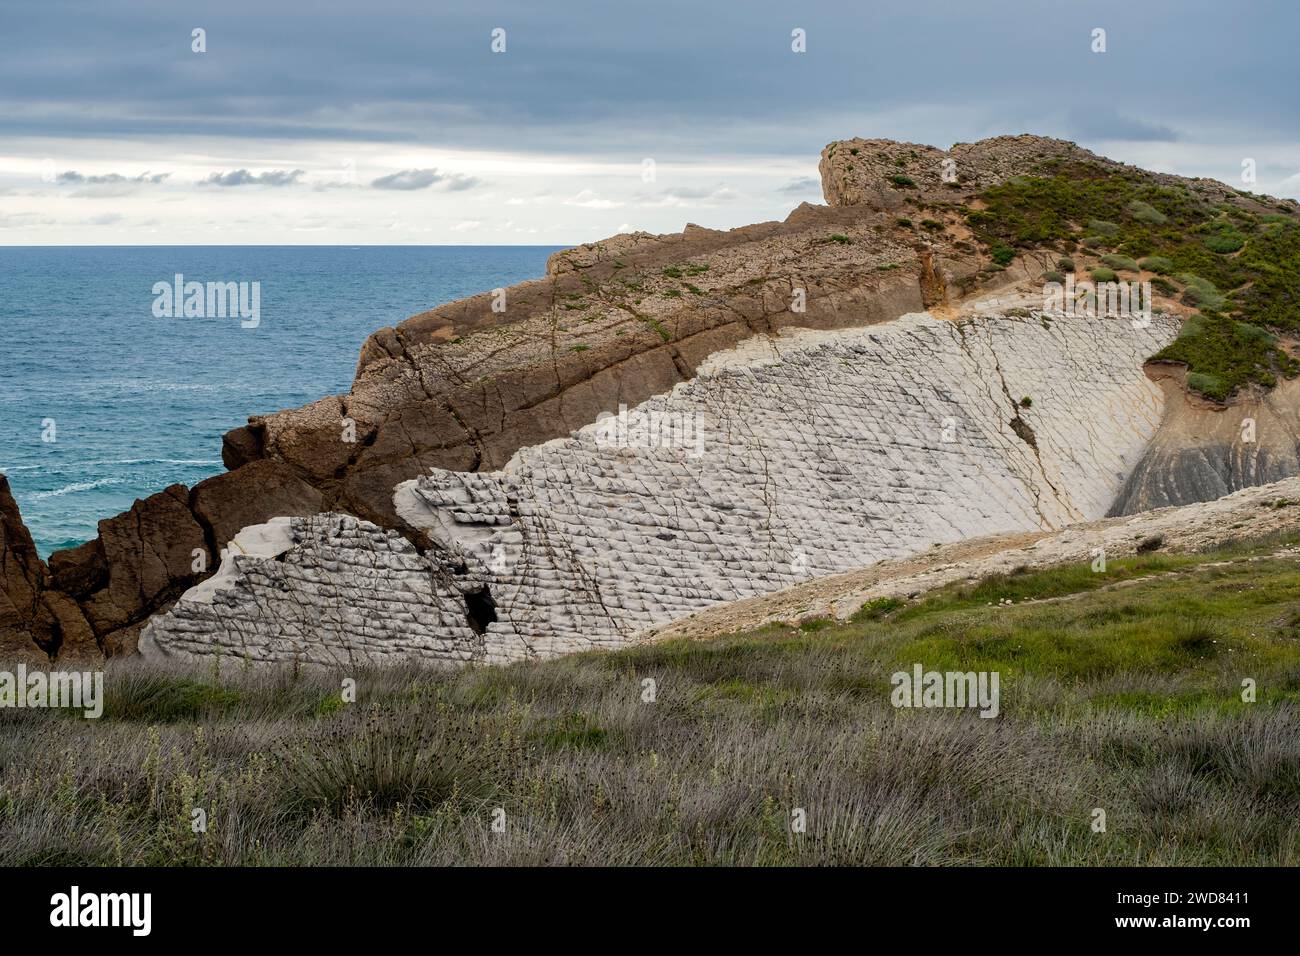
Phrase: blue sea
[{"left": 0, "top": 246, "right": 562, "bottom": 558}]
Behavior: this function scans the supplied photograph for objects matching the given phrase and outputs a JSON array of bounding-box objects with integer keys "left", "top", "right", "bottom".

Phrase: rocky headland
[{"left": 5, "top": 134, "right": 1299, "bottom": 666}]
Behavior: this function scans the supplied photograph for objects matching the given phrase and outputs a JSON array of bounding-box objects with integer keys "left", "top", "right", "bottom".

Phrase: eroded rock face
[
  {"left": 9, "top": 465, "right": 330, "bottom": 660},
  {"left": 1109, "top": 370, "right": 1300, "bottom": 515},
  {"left": 141, "top": 311, "right": 1177, "bottom": 665},
  {"left": 1, "top": 476, "right": 55, "bottom": 662},
  {"left": 0, "top": 477, "right": 95, "bottom": 662},
  {"left": 12, "top": 151, "right": 978, "bottom": 660},
  {"left": 226, "top": 210, "right": 950, "bottom": 530},
  {"left": 138, "top": 514, "right": 482, "bottom": 666}
]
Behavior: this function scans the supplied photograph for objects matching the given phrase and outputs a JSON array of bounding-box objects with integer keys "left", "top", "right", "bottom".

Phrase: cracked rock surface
[{"left": 141, "top": 310, "right": 1176, "bottom": 665}]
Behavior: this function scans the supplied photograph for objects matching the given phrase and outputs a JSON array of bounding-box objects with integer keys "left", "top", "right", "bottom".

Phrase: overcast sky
[{"left": 1, "top": 0, "right": 1297, "bottom": 245}]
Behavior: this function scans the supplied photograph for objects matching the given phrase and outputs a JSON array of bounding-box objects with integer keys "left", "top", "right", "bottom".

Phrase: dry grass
[{"left": 2, "top": 543, "right": 1299, "bottom": 866}]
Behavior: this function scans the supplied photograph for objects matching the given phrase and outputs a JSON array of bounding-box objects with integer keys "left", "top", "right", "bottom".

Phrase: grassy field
[{"left": 3, "top": 537, "right": 1299, "bottom": 866}]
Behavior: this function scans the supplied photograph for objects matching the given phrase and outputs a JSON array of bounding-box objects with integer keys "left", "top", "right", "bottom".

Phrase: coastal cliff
[{"left": 5, "top": 134, "right": 1300, "bottom": 664}]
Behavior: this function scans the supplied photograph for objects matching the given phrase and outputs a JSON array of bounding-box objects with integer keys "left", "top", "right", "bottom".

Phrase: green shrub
[
  {"left": 1090, "top": 267, "right": 1117, "bottom": 282},
  {"left": 1101, "top": 253, "right": 1139, "bottom": 272},
  {"left": 1200, "top": 220, "right": 1247, "bottom": 254},
  {"left": 1205, "top": 233, "right": 1246, "bottom": 254},
  {"left": 849, "top": 596, "right": 904, "bottom": 623},
  {"left": 1088, "top": 219, "right": 1122, "bottom": 237},
  {"left": 1042, "top": 270, "right": 1065, "bottom": 284},
  {"left": 990, "top": 243, "right": 1016, "bottom": 265},
  {"left": 1186, "top": 372, "right": 1229, "bottom": 400},
  {"left": 1057, "top": 257, "right": 1075, "bottom": 271},
  {"left": 1233, "top": 321, "right": 1276, "bottom": 347},
  {"left": 1177, "top": 274, "right": 1227, "bottom": 310},
  {"left": 1154, "top": 311, "right": 1292, "bottom": 400},
  {"left": 890, "top": 174, "right": 916, "bottom": 188},
  {"left": 1128, "top": 200, "right": 1168, "bottom": 224},
  {"left": 1140, "top": 255, "right": 1174, "bottom": 274}
]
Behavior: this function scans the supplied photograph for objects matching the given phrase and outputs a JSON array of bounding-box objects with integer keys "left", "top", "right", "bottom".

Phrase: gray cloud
[
  {"left": 777, "top": 176, "right": 821, "bottom": 194},
  {"left": 1065, "top": 108, "right": 1180, "bottom": 144},
  {"left": 631, "top": 184, "right": 738, "bottom": 207},
  {"left": 203, "top": 169, "right": 305, "bottom": 187},
  {"left": 370, "top": 168, "right": 481, "bottom": 191},
  {"left": 0, "top": 0, "right": 1286, "bottom": 162},
  {"left": 56, "top": 171, "right": 169, "bottom": 185}
]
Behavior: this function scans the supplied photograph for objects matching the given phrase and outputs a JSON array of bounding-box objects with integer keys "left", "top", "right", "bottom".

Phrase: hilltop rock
[{"left": 819, "top": 135, "right": 1107, "bottom": 207}]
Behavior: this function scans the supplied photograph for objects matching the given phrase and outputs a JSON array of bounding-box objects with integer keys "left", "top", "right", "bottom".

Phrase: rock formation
[
  {"left": 4, "top": 133, "right": 1299, "bottom": 663},
  {"left": 139, "top": 311, "right": 1174, "bottom": 665},
  {"left": 648, "top": 474, "right": 1300, "bottom": 642},
  {"left": 1109, "top": 367, "right": 1300, "bottom": 514},
  {"left": 1, "top": 476, "right": 96, "bottom": 662}
]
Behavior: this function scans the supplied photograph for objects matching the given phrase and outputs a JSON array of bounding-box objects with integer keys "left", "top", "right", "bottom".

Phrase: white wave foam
[{"left": 29, "top": 477, "right": 127, "bottom": 500}]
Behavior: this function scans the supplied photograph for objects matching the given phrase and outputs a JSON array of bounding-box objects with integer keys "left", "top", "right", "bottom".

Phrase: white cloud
[{"left": 564, "top": 189, "right": 625, "bottom": 209}]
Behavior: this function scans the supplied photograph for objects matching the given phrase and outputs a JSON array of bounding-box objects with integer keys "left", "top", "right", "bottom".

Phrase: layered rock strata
[{"left": 140, "top": 310, "right": 1176, "bottom": 665}]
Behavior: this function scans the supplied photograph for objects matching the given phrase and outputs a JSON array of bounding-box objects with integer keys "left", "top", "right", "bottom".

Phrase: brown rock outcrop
[
  {"left": 1, "top": 476, "right": 95, "bottom": 663},
  {"left": 1, "top": 476, "right": 53, "bottom": 662}
]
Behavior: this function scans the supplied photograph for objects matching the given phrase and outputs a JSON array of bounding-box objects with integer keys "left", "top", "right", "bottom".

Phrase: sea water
[{"left": 0, "top": 245, "right": 561, "bottom": 557}]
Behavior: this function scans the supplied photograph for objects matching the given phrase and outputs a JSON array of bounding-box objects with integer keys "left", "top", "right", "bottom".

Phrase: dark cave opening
[{"left": 464, "top": 585, "right": 498, "bottom": 634}]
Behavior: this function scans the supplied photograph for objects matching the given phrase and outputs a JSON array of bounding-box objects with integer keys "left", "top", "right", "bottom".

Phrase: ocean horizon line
[{"left": 0, "top": 242, "right": 573, "bottom": 249}]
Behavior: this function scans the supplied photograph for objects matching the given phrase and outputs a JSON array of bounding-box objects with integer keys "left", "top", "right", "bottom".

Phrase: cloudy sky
[{"left": 1, "top": 0, "right": 1297, "bottom": 245}]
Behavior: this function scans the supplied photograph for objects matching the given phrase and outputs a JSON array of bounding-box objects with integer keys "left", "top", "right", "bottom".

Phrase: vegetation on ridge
[{"left": 966, "top": 160, "right": 1300, "bottom": 400}]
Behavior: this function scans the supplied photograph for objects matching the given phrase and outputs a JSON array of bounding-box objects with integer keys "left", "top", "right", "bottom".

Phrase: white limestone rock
[{"left": 142, "top": 310, "right": 1178, "bottom": 666}]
